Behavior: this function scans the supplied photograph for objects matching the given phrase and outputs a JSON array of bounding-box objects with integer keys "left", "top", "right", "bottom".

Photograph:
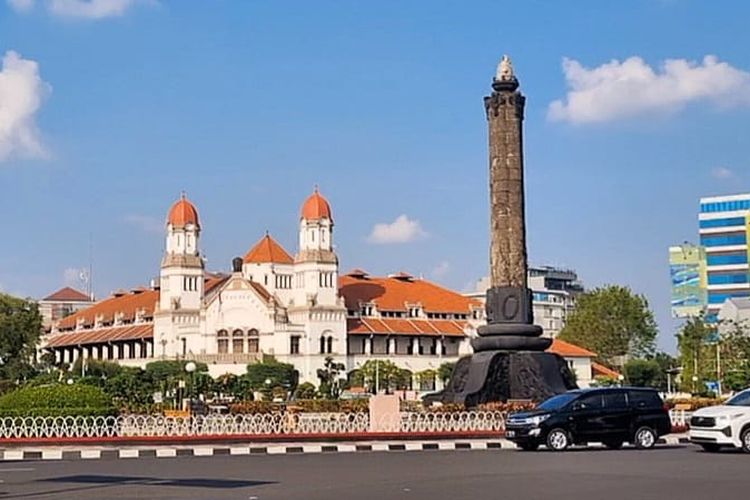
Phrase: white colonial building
[{"left": 42, "top": 191, "right": 597, "bottom": 388}]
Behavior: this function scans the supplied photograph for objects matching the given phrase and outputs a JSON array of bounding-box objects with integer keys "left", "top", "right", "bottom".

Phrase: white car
[{"left": 689, "top": 389, "right": 750, "bottom": 453}]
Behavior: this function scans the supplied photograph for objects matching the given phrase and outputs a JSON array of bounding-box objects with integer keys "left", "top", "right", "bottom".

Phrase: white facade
[{"left": 44, "top": 193, "right": 596, "bottom": 392}]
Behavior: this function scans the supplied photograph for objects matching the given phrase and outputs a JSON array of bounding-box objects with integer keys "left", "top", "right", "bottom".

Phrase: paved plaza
[{"left": 0, "top": 445, "right": 746, "bottom": 499}]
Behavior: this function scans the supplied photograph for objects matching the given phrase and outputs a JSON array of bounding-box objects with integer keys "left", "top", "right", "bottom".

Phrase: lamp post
[
  {"left": 264, "top": 377, "right": 272, "bottom": 400},
  {"left": 617, "top": 374, "right": 625, "bottom": 387},
  {"left": 185, "top": 361, "right": 197, "bottom": 411},
  {"left": 692, "top": 375, "right": 699, "bottom": 394}
]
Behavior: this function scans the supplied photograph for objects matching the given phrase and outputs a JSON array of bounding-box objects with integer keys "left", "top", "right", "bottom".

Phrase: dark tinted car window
[
  {"left": 726, "top": 390, "right": 750, "bottom": 407},
  {"left": 577, "top": 393, "right": 603, "bottom": 410},
  {"left": 538, "top": 393, "right": 579, "bottom": 411},
  {"left": 628, "top": 390, "right": 662, "bottom": 408},
  {"left": 603, "top": 391, "right": 628, "bottom": 409}
]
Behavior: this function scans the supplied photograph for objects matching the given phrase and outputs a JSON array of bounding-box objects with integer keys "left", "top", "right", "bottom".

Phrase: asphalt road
[{"left": 0, "top": 445, "right": 747, "bottom": 500}]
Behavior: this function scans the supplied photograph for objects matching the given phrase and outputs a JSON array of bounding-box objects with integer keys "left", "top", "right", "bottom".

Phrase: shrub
[
  {"left": 293, "top": 382, "right": 318, "bottom": 400},
  {"left": 0, "top": 383, "right": 116, "bottom": 417}
]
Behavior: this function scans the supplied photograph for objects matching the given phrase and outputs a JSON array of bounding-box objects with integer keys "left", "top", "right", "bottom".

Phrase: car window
[
  {"left": 726, "top": 390, "right": 750, "bottom": 407},
  {"left": 603, "top": 392, "right": 628, "bottom": 409},
  {"left": 538, "top": 393, "right": 579, "bottom": 411},
  {"left": 576, "top": 393, "right": 603, "bottom": 410},
  {"left": 628, "top": 390, "right": 662, "bottom": 408}
]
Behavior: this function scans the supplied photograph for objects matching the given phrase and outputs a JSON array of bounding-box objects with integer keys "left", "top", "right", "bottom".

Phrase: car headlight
[{"left": 528, "top": 414, "right": 550, "bottom": 426}]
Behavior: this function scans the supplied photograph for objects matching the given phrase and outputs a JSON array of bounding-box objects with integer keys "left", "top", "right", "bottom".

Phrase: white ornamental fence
[{"left": 0, "top": 411, "right": 506, "bottom": 440}]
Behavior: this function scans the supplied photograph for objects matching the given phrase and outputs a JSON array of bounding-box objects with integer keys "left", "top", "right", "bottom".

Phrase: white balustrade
[{"left": 0, "top": 411, "right": 505, "bottom": 439}]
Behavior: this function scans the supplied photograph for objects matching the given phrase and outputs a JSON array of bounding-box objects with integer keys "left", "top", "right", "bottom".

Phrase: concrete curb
[{"left": 0, "top": 435, "right": 690, "bottom": 461}]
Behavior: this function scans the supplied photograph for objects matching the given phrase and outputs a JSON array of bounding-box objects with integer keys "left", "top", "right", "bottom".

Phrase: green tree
[
  {"left": 245, "top": 358, "right": 298, "bottom": 398},
  {"left": 624, "top": 359, "right": 661, "bottom": 388},
  {"left": 317, "top": 356, "right": 345, "bottom": 399},
  {"left": 559, "top": 285, "right": 658, "bottom": 366},
  {"left": 676, "top": 315, "right": 715, "bottom": 392},
  {"left": 437, "top": 362, "right": 456, "bottom": 384},
  {"left": 0, "top": 293, "right": 42, "bottom": 384},
  {"left": 350, "top": 360, "right": 412, "bottom": 393}
]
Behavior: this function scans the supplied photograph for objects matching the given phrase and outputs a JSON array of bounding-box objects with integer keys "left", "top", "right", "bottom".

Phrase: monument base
[{"left": 431, "top": 351, "right": 577, "bottom": 407}]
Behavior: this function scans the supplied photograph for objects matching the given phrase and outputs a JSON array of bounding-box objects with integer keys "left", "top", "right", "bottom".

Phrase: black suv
[{"left": 505, "top": 387, "right": 672, "bottom": 451}]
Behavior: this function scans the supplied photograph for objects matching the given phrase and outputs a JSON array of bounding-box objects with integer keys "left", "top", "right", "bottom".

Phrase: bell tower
[{"left": 159, "top": 193, "right": 204, "bottom": 313}]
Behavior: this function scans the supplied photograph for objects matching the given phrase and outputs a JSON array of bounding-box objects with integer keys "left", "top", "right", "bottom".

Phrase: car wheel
[
  {"left": 700, "top": 443, "right": 721, "bottom": 453},
  {"left": 519, "top": 443, "right": 539, "bottom": 452},
  {"left": 603, "top": 440, "right": 623, "bottom": 450},
  {"left": 634, "top": 427, "right": 657, "bottom": 449},
  {"left": 741, "top": 428, "right": 750, "bottom": 454},
  {"left": 546, "top": 428, "right": 570, "bottom": 451}
]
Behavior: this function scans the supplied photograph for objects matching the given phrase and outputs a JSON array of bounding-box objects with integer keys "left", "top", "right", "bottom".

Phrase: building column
[
  {"left": 55, "top": 349, "right": 62, "bottom": 364},
  {"left": 135, "top": 341, "right": 142, "bottom": 359},
  {"left": 412, "top": 337, "right": 420, "bottom": 355},
  {"left": 436, "top": 337, "right": 444, "bottom": 357},
  {"left": 146, "top": 340, "right": 153, "bottom": 358},
  {"left": 389, "top": 337, "right": 397, "bottom": 355},
  {"left": 366, "top": 336, "right": 373, "bottom": 355}
]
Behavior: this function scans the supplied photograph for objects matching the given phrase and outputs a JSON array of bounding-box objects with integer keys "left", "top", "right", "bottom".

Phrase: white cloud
[
  {"left": 0, "top": 51, "right": 50, "bottom": 162},
  {"left": 431, "top": 261, "right": 450, "bottom": 279},
  {"left": 548, "top": 55, "right": 750, "bottom": 124},
  {"left": 123, "top": 214, "right": 163, "bottom": 234},
  {"left": 367, "top": 215, "right": 427, "bottom": 244},
  {"left": 711, "top": 166, "right": 734, "bottom": 180},
  {"left": 8, "top": 0, "right": 150, "bottom": 18}
]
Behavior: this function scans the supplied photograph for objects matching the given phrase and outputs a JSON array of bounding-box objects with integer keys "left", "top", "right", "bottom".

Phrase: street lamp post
[{"left": 185, "top": 361, "right": 197, "bottom": 411}]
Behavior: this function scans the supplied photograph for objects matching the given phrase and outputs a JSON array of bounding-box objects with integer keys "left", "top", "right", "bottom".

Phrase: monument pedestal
[
  {"left": 437, "top": 350, "right": 577, "bottom": 407},
  {"left": 429, "top": 286, "right": 577, "bottom": 407}
]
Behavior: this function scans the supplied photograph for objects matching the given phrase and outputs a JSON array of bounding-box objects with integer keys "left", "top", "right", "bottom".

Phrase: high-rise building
[
  {"left": 466, "top": 266, "right": 583, "bottom": 338},
  {"left": 699, "top": 193, "right": 750, "bottom": 320}
]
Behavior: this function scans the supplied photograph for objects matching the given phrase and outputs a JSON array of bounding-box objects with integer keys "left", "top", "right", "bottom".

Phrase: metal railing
[{"left": 0, "top": 411, "right": 505, "bottom": 440}]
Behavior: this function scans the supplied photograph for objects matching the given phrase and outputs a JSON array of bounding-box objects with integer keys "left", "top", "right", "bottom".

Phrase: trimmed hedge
[{"left": 0, "top": 383, "right": 117, "bottom": 417}]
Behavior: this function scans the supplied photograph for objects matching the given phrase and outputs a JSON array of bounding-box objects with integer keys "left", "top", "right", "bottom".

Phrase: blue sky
[{"left": 1, "top": 0, "right": 749, "bottom": 352}]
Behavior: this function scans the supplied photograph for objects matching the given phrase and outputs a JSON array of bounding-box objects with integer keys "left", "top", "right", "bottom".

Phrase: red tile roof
[
  {"left": 592, "top": 362, "right": 621, "bottom": 379},
  {"left": 43, "top": 287, "right": 91, "bottom": 302},
  {"left": 243, "top": 234, "right": 294, "bottom": 265},
  {"left": 301, "top": 188, "right": 332, "bottom": 221},
  {"left": 339, "top": 273, "right": 481, "bottom": 314},
  {"left": 347, "top": 318, "right": 466, "bottom": 337},
  {"left": 547, "top": 338, "right": 596, "bottom": 358},
  {"left": 57, "top": 289, "right": 159, "bottom": 330},
  {"left": 167, "top": 193, "right": 200, "bottom": 228},
  {"left": 45, "top": 324, "right": 153, "bottom": 347}
]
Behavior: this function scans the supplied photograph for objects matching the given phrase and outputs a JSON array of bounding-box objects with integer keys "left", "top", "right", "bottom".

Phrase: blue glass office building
[{"left": 698, "top": 193, "right": 750, "bottom": 320}]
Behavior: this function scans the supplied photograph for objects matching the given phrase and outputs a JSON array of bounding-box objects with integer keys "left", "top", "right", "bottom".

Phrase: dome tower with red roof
[
  {"left": 159, "top": 193, "right": 205, "bottom": 314},
  {"left": 298, "top": 187, "right": 335, "bottom": 260},
  {"left": 294, "top": 187, "right": 341, "bottom": 309}
]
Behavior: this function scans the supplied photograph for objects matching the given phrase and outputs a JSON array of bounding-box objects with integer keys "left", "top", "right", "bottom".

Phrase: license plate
[{"left": 506, "top": 430, "right": 515, "bottom": 437}]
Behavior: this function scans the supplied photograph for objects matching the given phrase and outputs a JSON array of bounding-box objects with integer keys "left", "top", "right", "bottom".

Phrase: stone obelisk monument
[{"left": 438, "top": 56, "right": 576, "bottom": 406}]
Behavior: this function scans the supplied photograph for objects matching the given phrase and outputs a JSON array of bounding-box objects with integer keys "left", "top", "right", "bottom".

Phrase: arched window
[
  {"left": 319, "top": 336, "right": 326, "bottom": 354},
  {"left": 327, "top": 336, "right": 333, "bottom": 354},
  {"left": 247, "top": 329, "right": 259, "bottom": 353},
  {"left": 232, "top": 329, "right": 244, "bottom": 354},
  {"left": 217, "top": 330, "right": 229, "bottom": 354}
]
